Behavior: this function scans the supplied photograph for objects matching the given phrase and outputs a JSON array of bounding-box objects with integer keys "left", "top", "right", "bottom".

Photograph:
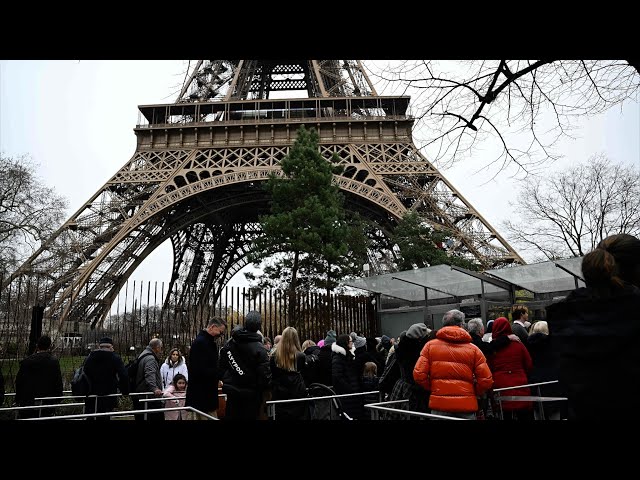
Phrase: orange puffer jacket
[{"left": 413, "top": 326, "right": 493, "bottom": 413}]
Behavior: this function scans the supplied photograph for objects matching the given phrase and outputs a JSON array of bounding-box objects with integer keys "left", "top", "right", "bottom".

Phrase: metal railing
[
  {"left": 493, "top": 380, "right": 567, "bottom": 420},
  {"left": 20, "top": 405, "right": 217, "bottom": 421},
  {"left": 0, "top": 402, "right": 87, "bottom": 419},
  {"left": 265, "top": 390, "right": 381, "bottom": 420},
  {"left": 0, "top": 391, "right": 153, "bottom": 419},
  {"left": 139, "top": 393, "right": 226, "bottom": 420},
  {"left": 363, "top": 399, "right": 470, "bottom": 420}
]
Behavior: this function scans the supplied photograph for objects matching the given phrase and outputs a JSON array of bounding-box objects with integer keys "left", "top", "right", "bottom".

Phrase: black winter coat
[
  {"left": 354, "top": 346, "right": 378, "bottom": 378},
  {"left": 218, "top": 328, "right": 271, "bottom": 398},
  {"left": 270, "top": 352, "right": 309, "bottom": 420},
  {"left": 15, "top": 351, "right": 63, "bottom": 418},
  {"left": 316, "top": 344, "right": 333, "bottom": 386},
  {"left": 526, "top": 332, "right": 565, "bottom": 419},
  {"left": 186, "top": 330, "right": 222, "bottom": 412},
  {"left": 302, "top": 345, "right": 322, "bottom": 387},
  {"left": 546, "top": 284, "right": 640, "bottom": 420},
  {"left": 390, "top": 336, "right": 430, "bottom": 415},
  {"left": 83, "top": 349, "right": 129, "bottom": 412},
  {"left": 331, "top": 344, "right": 362, "bottom": 419}
]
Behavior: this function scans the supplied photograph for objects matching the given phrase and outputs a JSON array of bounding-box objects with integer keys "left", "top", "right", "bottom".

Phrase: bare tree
[
  {"left": 0, "top": 154, "right": 68, "bottom": 275},
  {"left": 503, "top": 154, "right": 640, "bottom": 261},
  {"left": 368, "top": 60, "right": 639, "bottom": 177}
]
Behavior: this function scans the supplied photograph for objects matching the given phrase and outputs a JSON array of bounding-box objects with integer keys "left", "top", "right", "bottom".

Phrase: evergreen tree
[
  {"left": 248, "top": 126, "right": 368, "bottom": 323},
  {"left": 392, "top": 211, "right": 480, "bottom": 271}
]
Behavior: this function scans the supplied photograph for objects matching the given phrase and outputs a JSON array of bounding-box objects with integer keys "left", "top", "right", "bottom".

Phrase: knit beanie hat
[
  {"left": 406, "top": 323, "right": 429, "bottom": 340},
  {"left": 354, "top": 335, "right": 367, "bottom": 349},
  {"left": 324, "top": 330, "right": 337, "bottom": 346}
]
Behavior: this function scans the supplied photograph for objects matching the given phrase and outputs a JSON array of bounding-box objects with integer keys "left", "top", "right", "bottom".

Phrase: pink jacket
[{"left": 162, "top": 385, "right": 187, "bottom": 420}]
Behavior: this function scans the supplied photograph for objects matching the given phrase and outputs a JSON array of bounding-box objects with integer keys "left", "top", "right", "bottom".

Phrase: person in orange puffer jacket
[{"left": 413, "top": 309, "right": 493, "bottom": 419}]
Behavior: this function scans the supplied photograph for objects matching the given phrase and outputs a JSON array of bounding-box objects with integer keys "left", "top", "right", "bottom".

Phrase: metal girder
[{"left": 4, "top": 60, "right": 523, "bottom": 328}]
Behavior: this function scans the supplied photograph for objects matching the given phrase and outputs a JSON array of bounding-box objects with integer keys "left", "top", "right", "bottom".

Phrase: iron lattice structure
[{"left": 3, "top": 60, "right": 523, "bottom": 328}]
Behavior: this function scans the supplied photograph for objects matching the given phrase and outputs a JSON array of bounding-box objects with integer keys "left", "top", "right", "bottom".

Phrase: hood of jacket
[
  {"left": 231, "top": 327, "right": 263, "bottom": 344},
  {"left": 331, "top": 342, "right": 355, "bottom": 357},
  {"left": 491, "top": 317, "right": 513, "bottom": 339},
  {"left": 435, "top": 326, "right": 472, "bottom": 343}
]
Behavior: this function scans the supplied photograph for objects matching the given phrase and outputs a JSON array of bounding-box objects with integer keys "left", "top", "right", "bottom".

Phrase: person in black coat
[
  {"left": 301, "top": 341, "right": 322, "bottom": 387},
  {"left": 218, "top": 311, "right": 271, "bottom": 420},
  {"left": 185, "top": 317, "right": 227, "bottom": 418},
  {"left": 353, "top": 335, "right": 376, "bottom": 377},
  {"left": 331, "top": 334, "right": 362, "bottom": 419},
  {"left": 526, "top": 322, "right": 565, "bottom": 420},
  {"left": 546, "top": 234, "right": 640, "bottom": 421},
  {"left": 15, "top": 335, "right": 63, "bottom": 419},
  {"left": 270, "top": 326, "right": 309, "bottom": 420},
  {"left": 316, "top": 330, "right": 337, "bottom": 387},
  {"left": 82, "top": 337, "right": 129, "bottom": 420}
]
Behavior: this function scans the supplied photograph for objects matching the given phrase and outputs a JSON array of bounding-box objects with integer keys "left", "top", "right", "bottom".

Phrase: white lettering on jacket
[{"left": 227, "top": 350, "right": 244, "bottom": 375}]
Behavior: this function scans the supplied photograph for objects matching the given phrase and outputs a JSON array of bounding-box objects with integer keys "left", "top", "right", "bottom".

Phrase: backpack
[
  {"left": 71, "top": 364, "right": 92, "bottom": 397},
  {"left": 125, "top": 352, "right": 154, "bottom": 393}
]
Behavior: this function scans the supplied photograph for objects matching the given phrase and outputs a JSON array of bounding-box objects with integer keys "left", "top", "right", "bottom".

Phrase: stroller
[{"left": 307, "top": 383, "right": 354, "bottom": 421}]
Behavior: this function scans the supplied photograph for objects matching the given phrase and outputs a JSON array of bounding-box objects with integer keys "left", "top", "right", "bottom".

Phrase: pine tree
[
  {"left": 392, "top": 211, "right": 480, "bottom": 271},
  {"left": 248, "top": 126, "right": 368, "bottom": 324}
]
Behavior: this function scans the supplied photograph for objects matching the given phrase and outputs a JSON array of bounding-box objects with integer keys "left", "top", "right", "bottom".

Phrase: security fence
[{"left": 0, "top": 278, "right": 375, "bottom": 391}]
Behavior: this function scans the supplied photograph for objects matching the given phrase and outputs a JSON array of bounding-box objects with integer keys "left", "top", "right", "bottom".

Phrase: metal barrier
[
  {"left": 493, "top": 381, "right": 567, "bottom": 420},
  {"left": 0, "top": 391, "right": 154, "bottom": 419},
  {"left": 139, "top": 394, "right": 227, "bottom": 420},
  {"left": 0, "top": 402, "right": 87, "bottom": 419},
  {"left": 363, "top": 399, "right": 470, "bottom": 420},
  {"left": 20, "top": 405, "right": 218, "bottom": 421},
  {"left": 3, "top": 390, "right": 74, "bottom": 407},
  {"left": 265, "top": 390, "right": 381, "bottom": 420}
]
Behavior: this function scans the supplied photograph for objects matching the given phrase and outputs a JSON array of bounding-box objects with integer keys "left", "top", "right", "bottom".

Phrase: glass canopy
[
  {"left": 485, "top": 256, "right": 584, "bottom": 294},
  {"left": 343, "top": 257, "right": 585, "bottom": 300}
]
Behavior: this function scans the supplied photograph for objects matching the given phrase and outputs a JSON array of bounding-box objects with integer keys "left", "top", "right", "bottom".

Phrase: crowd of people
[{"left": 5, "top": 233, "right": 639, "bottom": 421}]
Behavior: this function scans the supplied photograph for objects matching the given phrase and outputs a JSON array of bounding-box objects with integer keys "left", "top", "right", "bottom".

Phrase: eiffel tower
[{"left": 3, "top": 60, "right": 524, "bottom": 328}]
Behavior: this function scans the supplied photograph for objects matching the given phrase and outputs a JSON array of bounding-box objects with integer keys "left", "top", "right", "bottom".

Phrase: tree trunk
[
  {"left": 288, "top": 250, "right": 299, "bottom": 327},
  {"left": 325, "top": 263, "right": 332, "bottom": 327}
]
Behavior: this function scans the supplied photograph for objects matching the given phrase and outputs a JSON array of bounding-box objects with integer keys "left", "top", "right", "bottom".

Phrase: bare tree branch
[
  {"left": 367, "top": 60, "right": 640, "bottom": 175},
  {"left": 0, "top": 154, "right": 68, "bottom": 274},
  {"left": 503, "top": 154, "right": 640, "bottom": 260}
]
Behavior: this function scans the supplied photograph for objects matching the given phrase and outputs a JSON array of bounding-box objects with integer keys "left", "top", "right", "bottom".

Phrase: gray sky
[{"left": 1, "top": 60, "right": 639, "bottom": 291}]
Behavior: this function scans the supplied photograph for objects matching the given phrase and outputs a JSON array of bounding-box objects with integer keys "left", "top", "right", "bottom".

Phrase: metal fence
[{"left": 0, "top": 279, "right": 375, "bottom": 391}]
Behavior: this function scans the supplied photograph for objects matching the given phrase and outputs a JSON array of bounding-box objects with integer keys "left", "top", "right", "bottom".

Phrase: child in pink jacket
[{"left": 162, "top": 373, "right": 187, "bottom": 420}]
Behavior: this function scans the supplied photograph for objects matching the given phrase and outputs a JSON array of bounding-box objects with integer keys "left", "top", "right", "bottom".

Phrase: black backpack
[
  {"left": 71, "top": 363, "right": 92, "bottom": 397},
  {"left": 125, "top": 352, "right": 154, "bottom": 393}
]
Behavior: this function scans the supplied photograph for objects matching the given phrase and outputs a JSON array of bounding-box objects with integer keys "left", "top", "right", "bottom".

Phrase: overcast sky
[{"left": 1, "top": 60, "right": 639, "bottom": 292}]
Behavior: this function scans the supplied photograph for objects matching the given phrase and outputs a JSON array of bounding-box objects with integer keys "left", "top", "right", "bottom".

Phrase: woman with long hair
[
  {"left": 160, "top": 348, "right": 189, "bottom": 389},
  {"left": 546, "top": 234, "right": 640, "bottom": 420},
  {"left": 270, "top": 326, "right": 309, "bottom": 420}
]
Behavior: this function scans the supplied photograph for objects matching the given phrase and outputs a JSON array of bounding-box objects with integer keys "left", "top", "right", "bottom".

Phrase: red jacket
[
  {"left": 489, "top": 317, "right": 533, "bottom": 411},
  {"left": 413, "top": 326, "right": 493, "bottom": 413}
]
